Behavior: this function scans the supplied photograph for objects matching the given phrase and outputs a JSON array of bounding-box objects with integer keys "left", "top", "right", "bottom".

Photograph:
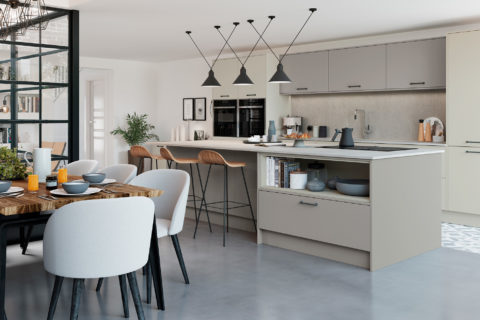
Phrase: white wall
[
  {"left": 156, "top": 57, "right": 213, "bottom": 141},
  {"left": 80, "top": 57, "right": 159, "bottom": 165}
]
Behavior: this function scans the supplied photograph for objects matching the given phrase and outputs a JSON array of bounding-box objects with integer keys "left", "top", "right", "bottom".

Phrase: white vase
[{"left": 24, "top": 148, "right": 51, "bottom": 182}]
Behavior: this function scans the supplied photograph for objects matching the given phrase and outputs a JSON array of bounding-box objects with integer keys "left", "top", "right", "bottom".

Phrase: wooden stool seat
[
  {"left": 198, "top": 150, "right": 246, "bottom": 167},
  {"left": 160, "top": 147, "right": 199, "bottom": 164},
  {"left": 130, "top": 145, "right": 164, "bottom": 173}
]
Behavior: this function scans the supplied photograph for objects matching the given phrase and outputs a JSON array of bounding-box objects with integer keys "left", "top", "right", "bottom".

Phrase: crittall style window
[{"left": 0, "top": 3, "right": 79, "bottom": 162}]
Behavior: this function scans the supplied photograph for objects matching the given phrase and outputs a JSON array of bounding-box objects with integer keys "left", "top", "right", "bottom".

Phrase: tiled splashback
[{"left": 291, "top": 91, "right": 446, "bottom": 142}]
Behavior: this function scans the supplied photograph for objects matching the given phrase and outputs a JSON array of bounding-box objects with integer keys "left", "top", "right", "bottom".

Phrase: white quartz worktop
[{"left": 151, "top": 139, "right": 444, "bottom": 160}]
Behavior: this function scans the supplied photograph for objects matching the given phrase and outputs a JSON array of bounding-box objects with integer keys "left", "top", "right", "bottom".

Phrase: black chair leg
[
  {"left": 171, "top": 235, "right": 189, "bottom": 284},
  {"left": 194, "top": 164, "right": 213, "bottom": 238},
  {"left": 146, "top": 262, "right": 152, "bottom": 304},
  {"left": 47, "top": 276, "right": 63, "bottom": 320},
  {"left": 223, "top": 165, "right": 227, "bottom": 247},
  {"left": 127, "top": 272, "right": 145, "bottom": 320},
  {"left": 21, "top": 226, "right": 34, "bottom": 255},
  {"left": 95, "top": 278, "right": 104, "bottom": 291},
  {"left": 70, "top": 279, "right": 84, "bottom": 320},
  {"left": 118, "top": 275, "right": 129, "bottom": 318},
  {"left": 241, "top": 167, "right": 257, "bottom": 230}
]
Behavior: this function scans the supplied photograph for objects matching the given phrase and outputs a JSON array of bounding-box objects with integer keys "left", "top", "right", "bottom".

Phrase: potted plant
[
  {"left": 0, "top": 147, "right": 27, "bottom": 180},
  {"left": 110, "top": 113, "right": 159, "bottom": 164}
]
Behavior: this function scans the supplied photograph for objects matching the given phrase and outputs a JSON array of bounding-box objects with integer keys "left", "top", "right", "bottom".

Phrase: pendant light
[
  {"left": 249, "top": 8, "right": 317, "bottom": 83},
  {"left": 186, "top": 23, "right": 239, "bottom": 87},
  {"left": 0, "top": 0, "right": 28, "bottom": 38},
  {"left": 23, "top": 0, "right": 49, "bottom": 30}
]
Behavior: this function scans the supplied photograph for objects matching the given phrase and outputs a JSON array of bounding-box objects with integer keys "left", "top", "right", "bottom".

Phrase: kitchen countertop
[{"left": 151, "top": 139, "right": 444, "bottom": 160}]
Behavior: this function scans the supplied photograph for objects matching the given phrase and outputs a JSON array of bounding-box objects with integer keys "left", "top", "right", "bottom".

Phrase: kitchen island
[{"left": 153, "top": 139, "right": 443, "bottom": 271}]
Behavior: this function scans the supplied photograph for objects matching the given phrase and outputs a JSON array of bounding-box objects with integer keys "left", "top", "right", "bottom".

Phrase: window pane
[
  {"left": 0, "top": 92, "right": 11, "bottom": 120},
  {"left": 42, "top": 123, "right": 68, "bottom": 162},
  {"left": 42, "top": 87, "right": 68, "bottom": 120},
  {"left": 17, "top": 123, "right": 39, "bottom": 152},
  {"left": 16, "top": 46, "right": 39, "bottom": 82},
  {"left": 41, "top": 16, "right": 69, "bottom": 47},
  {"left": 42, "top": 49, "right": 68, "bottom": 83},
  {"left": 0, "top": 123, "right": 11, "bottom": 147},
  {"left": 17, "top": 87, "right": 40, "bottom": 120}
]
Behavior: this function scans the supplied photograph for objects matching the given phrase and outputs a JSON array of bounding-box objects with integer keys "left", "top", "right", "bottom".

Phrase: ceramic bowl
[
  {"left": 336, "top": 179, "right": 369, "bottom": 197},
  {"left": 327, "top": 177, "right": 339, "bottom": 190},
  {"left": 62, "top": 181, "right": 89, "bottom": 194},
  {"left": 82, "top": 173, "right": 106, "bottom": 184},
  {"left": 0, "top": 181, "right": 12, "bottom": 193}
]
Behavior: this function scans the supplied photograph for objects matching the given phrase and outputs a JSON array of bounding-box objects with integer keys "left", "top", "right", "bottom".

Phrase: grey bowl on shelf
[
  {"left": 0, "top": 181, "right": 12, "bottom": 193},
  {"left": 327, "top": 177, "right": 339, "bottom": 190},
  {"left": 336, "top": 179, "right": 369, "bottom": 197},
  {"left": 82, "top": 173, "right": 106, "bottom": 184},
  {"left": 62, "top": 181, "right": 90, "bottom": 194}
]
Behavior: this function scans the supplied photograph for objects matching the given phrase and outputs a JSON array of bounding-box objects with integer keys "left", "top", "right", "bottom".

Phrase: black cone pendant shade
[
  {"left": 269, "top": 63, "right": 291, "bottom": 83},
  {"left": 202, "top": 69, "right": 221, "bottom": 87},
  {"left": 233, "top": 66, "right": 254, "bottom": 86}
]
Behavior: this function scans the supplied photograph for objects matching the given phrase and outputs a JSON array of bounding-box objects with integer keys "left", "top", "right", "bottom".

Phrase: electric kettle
[{"left": 332, "top": 128, "right": 354, "bottom": 148}]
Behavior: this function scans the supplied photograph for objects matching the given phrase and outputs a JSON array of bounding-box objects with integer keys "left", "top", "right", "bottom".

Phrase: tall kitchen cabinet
[
  {"left": 212, "top": 54, "right": 291, "bottom": 132},
  {"left": 446, "top": 30, "right": 480, "bottom": 216}
]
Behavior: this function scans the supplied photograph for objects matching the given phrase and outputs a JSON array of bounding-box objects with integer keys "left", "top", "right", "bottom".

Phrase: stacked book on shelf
[
  {"left": 18, "top": 95, "right": 39, "bottom": 113},
  {"left": 265, "top": 156, "right": 300, "bottom": 188}
]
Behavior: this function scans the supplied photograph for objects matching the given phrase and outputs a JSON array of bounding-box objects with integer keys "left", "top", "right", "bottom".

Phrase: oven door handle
[
  {"left": 238, "top": 106, "right": 264, "bottom": 109},
  {"left": 213, "top": 106, "right": 236, "bottom": 109}
]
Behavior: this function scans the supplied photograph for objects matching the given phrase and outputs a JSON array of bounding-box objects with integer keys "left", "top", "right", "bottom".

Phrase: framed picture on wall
[
  {"left": 183, "top": 98, "right": 194, "bottom": 121},
  {"left": 194, "top": 98, "right": 206, "bottom": 121}
]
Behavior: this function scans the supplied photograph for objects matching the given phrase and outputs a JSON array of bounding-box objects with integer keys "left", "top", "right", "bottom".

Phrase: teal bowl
[{"left": 62, "top": 181, "right": 89, "bottom": 194}]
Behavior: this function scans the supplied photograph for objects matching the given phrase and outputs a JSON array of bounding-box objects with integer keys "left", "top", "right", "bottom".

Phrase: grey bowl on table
[
  {"left": 336, "top": 179, "right": 370, "bottom": 197},
  {"left": 62, "top": 181, "right": 90, "bottom": 194},
  {"left": 0, "top": 181, "right": 12, "bottom": 193},
  {"left": 82, "top": 173, "right": 106, "bottom": 184}
]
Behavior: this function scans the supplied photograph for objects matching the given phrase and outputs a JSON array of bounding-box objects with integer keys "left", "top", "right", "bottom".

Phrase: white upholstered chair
[
  {"left": 99, "top": 164, "right": 137, "bottom": 183},
  {"left": 65, "top": 159, "right": 99, "bottom": 176},
  {"left": 43, "top": 197, "right": 154, "bottom": 320}
]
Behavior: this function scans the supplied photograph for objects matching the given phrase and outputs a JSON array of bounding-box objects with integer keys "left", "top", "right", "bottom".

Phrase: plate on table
[
  {"left": 73, "top": 178, "right": 116, "bottom": 186},
  {"left": 0, "top": 186, "right": 24, "bottom": 195},
  {"left": 50, "top": 187, "right": 102, "bottom": 197}
]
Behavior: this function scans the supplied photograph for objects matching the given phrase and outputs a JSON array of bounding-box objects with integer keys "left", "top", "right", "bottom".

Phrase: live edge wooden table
[{"left": 0, "top": 177, "right": 165, "bottom": 320}]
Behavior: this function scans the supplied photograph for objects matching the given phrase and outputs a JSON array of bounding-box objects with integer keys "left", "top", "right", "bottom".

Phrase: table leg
[
  {"left": 148, "top": 220, "right": 165, "bottom": 310},
  {"left": 0, "top": 225, "right": 6, "bottom": 320}
]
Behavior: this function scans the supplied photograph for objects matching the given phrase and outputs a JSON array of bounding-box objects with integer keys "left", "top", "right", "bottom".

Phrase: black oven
[
  {"left": 213, "top": 99, "right": 237, "bottom": 137},
  {"left": 238, "top": 99, "right": 265, "bottom": 137}
]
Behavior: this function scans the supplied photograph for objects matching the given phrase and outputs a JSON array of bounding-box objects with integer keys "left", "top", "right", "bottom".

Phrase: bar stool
[
  {"left": 195, "top": 150, "right": 256, "bottom": 246},
  {"left": 160, "top": 147, "right": 212, "bottom": 231},
  {"left": 130, "top": 145, "right": 164, "bottom": 173}
]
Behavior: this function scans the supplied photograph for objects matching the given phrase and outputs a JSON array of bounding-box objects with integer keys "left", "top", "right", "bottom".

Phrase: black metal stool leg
[
  {"left": 194, "top": 164, "right": 212, "bottom": 238},
  {"left": 95, "top": 278, "right": 104, "bottom": 291},
  {"left": 223, "top": 165, "right": 228, "bottom": 247},
  {"left": 241, "top": 167, "right": 257, "bottom": 230},
  {"left": 196, "top": 163, "right": 212, "bottom": 232},
  {"left": 189, "top": 163, "right": 198, "bottom": 223},
  {"left": 226, "top": 166, "right": 229, "bottom": 233}
]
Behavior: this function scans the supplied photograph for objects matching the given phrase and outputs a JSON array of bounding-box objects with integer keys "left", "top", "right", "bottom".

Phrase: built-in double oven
[{"left": 213, "top": 98, "right": 265, "bottom": 137}]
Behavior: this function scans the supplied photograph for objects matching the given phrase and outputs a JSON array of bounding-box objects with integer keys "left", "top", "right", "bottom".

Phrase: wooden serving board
[{"left": 0, "top": 176, "right": 163, "bottom": 216}]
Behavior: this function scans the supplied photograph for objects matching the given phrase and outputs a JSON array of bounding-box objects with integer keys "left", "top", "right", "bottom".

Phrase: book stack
[{"left": 265, "top": 157, "right": 300, "bottom": 188}]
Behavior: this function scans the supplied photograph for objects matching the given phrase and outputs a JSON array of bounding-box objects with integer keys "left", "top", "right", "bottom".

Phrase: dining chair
[
  {"left": 65, "top": 159, "right": 99, "bottom": 176},
  {"left": 98, "top": 164, "right": 137, "bottom": 184},
  {"left": 96, "top": 169, "right": 190, "bottom": 303},
  {"left": 43, "top": 197, "right": 154, "bottom": 320}
]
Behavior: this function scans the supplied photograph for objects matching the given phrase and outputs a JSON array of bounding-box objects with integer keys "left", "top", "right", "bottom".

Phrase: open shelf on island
[{"left": 258, "top": 185, "right": 370, "bottom": 205}]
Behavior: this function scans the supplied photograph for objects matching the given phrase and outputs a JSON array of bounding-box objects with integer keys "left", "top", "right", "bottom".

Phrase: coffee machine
[{"left": 282, "top": 116, "right": 302, "bottom": 136}]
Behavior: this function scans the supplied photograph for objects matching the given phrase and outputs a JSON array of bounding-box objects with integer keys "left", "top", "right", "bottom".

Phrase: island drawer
[{"left": 258, "top": 190, "right": 371, "bottom": 251}]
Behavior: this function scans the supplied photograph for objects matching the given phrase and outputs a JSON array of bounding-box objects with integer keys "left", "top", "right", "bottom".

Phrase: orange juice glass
[
  {"left": 58, "top": 168, "right": 68, "bottom": 184},
  {"left": 27, "top": 174, "right": 39, "bottom": 192}
]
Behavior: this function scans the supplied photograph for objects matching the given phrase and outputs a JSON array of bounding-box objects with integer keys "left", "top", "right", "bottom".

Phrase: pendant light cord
[
  {"left": 279, "top": 8, "right": 316, "bottom": 63},
  {"left": 243, "top": 16, "right": 274, "bottom": 64},
  {"left": 216, "top": 22, "right": 244, "bottom": 66},
  {"left": 186, "top": 31, "right": 212, "bottom": 69},
  {"left": 211, "top": 23, "right": 238, "bottom": 68},
  {"left": 248, "top": 17, "right": 280, "bottom": 62}
]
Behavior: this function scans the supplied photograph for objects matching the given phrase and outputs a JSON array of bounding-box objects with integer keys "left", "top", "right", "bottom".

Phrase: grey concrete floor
[{"left": 5, "top": 220, "right": 480, "bottom": 320}]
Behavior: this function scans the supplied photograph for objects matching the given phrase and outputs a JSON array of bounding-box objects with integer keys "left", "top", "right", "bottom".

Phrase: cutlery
[
  {"left": 0, "top": 192, "right": 23, "bottom": 198},
  {"left": 37, "top": 195, "right": 52, "bottom": 201}
]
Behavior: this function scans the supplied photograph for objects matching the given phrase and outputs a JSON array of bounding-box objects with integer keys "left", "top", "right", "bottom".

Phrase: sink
[{"left": 318, "top": 146, "right": 416, "bottom": 152}]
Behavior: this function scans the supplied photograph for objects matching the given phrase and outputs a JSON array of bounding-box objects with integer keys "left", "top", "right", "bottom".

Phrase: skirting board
[
  {"left": 260, "top": 229, "right": 370, "bottom": 270},
  {"left": 442, "top": 210, "right": 480, "bottom": 228}
]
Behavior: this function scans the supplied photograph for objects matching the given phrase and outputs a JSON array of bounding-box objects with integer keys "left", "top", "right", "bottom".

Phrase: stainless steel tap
[{"left": 354, "top": 108, "right": 372, "bottom": 137}]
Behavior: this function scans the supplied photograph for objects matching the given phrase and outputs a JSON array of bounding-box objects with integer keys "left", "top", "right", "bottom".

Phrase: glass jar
[
  {"left": 46, "top": 175, "right": 58, "bottom": 190},
  {"left": 307, "top": 163, "right": 327, "bottom": 183}
]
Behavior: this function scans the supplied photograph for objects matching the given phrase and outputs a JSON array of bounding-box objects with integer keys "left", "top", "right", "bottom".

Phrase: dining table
[{"left": 0, "top": 176, "right": 166, "bottom": 319}]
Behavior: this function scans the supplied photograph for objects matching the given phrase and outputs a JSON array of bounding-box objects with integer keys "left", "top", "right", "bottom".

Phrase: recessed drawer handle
[
  {"left": 220, "top": 95, "right": 230, "bottom": 98},
  {"left": 299, "top": 200, "right": 318, "bottom": 207},
  {"left": 296, "top": 88, "right": 308, "bottom": 91},
  {"left": 409, "top": 81, "right": 426, "bottom": 85},
  {"left": 466, "top": 150, "right": 480, "bottom": 154},
  {"left": 347, "top": 85, "right": 361, "bottom": 88},
  {"left": 466, "top": 140, "right": 480, "bottom": 144},
  {"left": 246, "top": 94, "right": 256, "bottom": 97}
]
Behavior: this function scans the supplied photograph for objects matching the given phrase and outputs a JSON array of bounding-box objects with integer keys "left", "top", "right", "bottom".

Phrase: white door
[{"left": 86, "top": 80, "right": 106, "bottom": 168}]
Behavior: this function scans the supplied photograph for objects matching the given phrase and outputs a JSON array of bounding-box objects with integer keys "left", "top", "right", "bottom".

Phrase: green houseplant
[
  {"left": 0, "top": 147, "right": 27, "bottom": 180},
  {"left": 110, "top": 112, "right": 159, "bottom": 146}
]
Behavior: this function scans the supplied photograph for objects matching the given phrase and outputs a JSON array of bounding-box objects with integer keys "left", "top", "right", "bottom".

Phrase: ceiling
[{"left": 55, "top": 0, "right": 480, "bottom": 62}]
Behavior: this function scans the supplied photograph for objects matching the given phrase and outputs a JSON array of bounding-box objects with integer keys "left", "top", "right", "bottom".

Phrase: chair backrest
[
  {"left": 159, "top": 147, "right": 174, "bottom": 161},
  {"left": 43, "top": 197, "right": 154, "bottom": 279},
  {"left": 66, "top": 160, "right": 99, "bottom": 176},
  {"left": 130, "top": 145, "right": 152, "bottom": 159},
  {"left": 198, "top": 150, "right": 227, "bottom": 165},
  {"left": 99, "top": 164, "right": 137, "bottom": 184},
  {"left": 129, "top": 169, "right": 189, "bottom": 235}
]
